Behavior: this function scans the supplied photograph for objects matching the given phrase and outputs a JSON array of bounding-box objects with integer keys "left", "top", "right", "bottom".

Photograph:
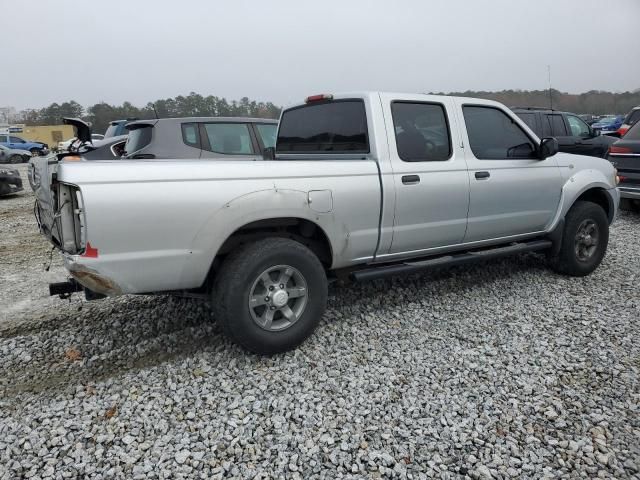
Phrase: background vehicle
[
  {"left": 0, "top": 167, "right": 23, "bottom": 195},
  {"left": 0, "top": 134, "right": 48, "bottom": 156},
  {"left": 32, "top": 93, "right": 618, "bottom": 354},
  {"left": 592, "top": 115, "right": 624, "bottom": 135},
  {"left": 123, "top": 117, "right": 277, "bottom": 159},
  {"left": 104, "top": 119, "right": 137, "bottom": 138},
  {"left": 0, "top": 144, "right": 32, "bottom": 163},
  {"left": 512, "top": 107, "right": 616, "bottom": 158},
  {"left": 58, "top": 133, "right": 107, "bottom": 152},
  {"left": 607, "top": 121, "right": 640, "bottom": 212},
  {"left": 579, "top": 114, "right": 601, "bottom": 125},
  {"left": 618, "top": 106, "right": 640, "bottom": 137}
]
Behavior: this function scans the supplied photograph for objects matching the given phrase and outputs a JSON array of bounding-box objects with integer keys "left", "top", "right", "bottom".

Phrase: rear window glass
[
  {"left": 624, "top": 122, "right": 640, "bottom": 140},
  {"left": 105, "top": 123, "right": 122, "bottom": 138},
  {"left": 203, "top": 123, "right": 253, "bottom": 155},
  {"left": 256, "top": 123, "right": 277, "bottom": 149},
  {"left": 124, "top": 126, "right": 152, "bottom": 155},
  {"left": 277, "top": 100, "right": 369, "bottom": 153},
  {"left": 625, "top": 109, "right": 640, "bottom": 126},
  {"left": 391, "top": 102, "right": 451, "bottom": 161}
]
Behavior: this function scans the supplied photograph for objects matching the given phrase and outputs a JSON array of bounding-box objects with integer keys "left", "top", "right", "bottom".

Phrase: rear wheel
[
  {"left": 212, "top": 237, "right": 328, "bottom": 354},
  {"left": 9, "top": 154, "right": 22, "bottom": 164},
  {"left": 549, "top": 201, "right": 609, "bottom": 276}
]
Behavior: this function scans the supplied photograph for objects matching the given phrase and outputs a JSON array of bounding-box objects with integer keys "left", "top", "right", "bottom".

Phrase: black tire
[
  {"left": 29, "top": 148, "right": 40, "bottom": 156},
  {"left": 212, "top": 237, "right": 328, "bottom": 354},
  {"left": 620, "top": 198, "right": 640, "bottom": 213},
  {"left": 549, "top": 200, "right": 609, "bottom": 276},
  {"left": 9, "top": 154, "right": 22, "bottom": 164}
]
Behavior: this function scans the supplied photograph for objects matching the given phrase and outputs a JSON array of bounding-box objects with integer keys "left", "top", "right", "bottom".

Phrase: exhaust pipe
[{"left": 49, "top": 279, "right": 83, "bottom": 298}]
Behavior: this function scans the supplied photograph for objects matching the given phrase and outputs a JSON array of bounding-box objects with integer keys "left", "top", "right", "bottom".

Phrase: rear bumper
[
  {"left": 0, "top": 174, "right": 23, "bottom": 195},
  {"left": 619, "top": 185, "right": 640, "bottom": 200},
  {"left": 63, "top": 255, "right": 123, "bottom": 296}
]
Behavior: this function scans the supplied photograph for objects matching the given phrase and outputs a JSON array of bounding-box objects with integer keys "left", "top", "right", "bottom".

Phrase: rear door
[
  {"left": 379, "top": 94, "right": 469, "bottom": 254},
  {"left": 565, "top": 114, "right": 606, "bottom": 157},
  {"left": 543, "top": 113, "right": 578, "bottom": 154},
  {"left": 199, "top": 122, "right": 261, "bottom": 160},
  {"left": 457, "top": 101, "right": 562, "bottom": 242}
]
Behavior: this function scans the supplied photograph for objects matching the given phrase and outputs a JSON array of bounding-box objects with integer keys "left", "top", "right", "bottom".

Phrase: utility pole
[{"left": 547, "top": 65, "right": 553, "bottom": 110}]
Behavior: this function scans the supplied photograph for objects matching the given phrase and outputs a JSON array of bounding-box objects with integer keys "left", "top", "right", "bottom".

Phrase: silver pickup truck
[{"left": 31, "top": 92, "right": 619, "bottom": 353}]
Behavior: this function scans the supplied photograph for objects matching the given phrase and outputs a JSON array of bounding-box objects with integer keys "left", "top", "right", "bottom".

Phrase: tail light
[
  {"left": 609, "top": 146, "right": 632, "bottom": 154},
  {"left": 618, "top": 126, "right": 629, "bottom": 137},
  {"left": 305, "top": 94, "right": 333, "bottom": 103}
]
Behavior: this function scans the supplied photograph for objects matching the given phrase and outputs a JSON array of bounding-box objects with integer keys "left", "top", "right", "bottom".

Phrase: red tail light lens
[
  {"left": 618, "top": 126, "right": 629, "bottom": 137},
  {"left": 305, "top": 94, "right": 333, "bottom": 103},
  {"left": 609, "top": 146, "right": 632, "bottom": 154}
]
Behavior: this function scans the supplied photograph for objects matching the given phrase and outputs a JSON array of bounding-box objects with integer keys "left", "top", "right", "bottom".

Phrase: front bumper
[{"left": 0, "top": 173, "right": 23, "bottom": 195}]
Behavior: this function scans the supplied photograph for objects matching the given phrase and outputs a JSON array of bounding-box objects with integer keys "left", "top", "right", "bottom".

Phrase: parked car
[
  {"left": 58, "top": 133, "right": 106, "bottom": 152},
  {"left": 59, "top": 117, "right": 278, "bottom": 160},
  {"left": 0, "top": 144, "right": 32, "bottom": 164},
  {"left": 618, "top": 106, "right": 640, "bottom": 138},
  {"left": 122, "top": 117, "right": 278, "bottom": 159},
  {"left": 0, "top": 134, "right": 48, "bottom": 156},
  {"left": 512, "top": 107, "right": 616, "bottom": 158},
  {"left": 607, "top": 120, "right": 640, "bottom": 212},
  {"left": 104, "top": 119, "right": 137, "bottom": 138},
  {"left": 0, "top": 167, "right": 23, "bottom": 196},
  {"left": 31, "top": 92, "right": 619, "bottom": 354},
  {"left": 592, "top": 115, "right": 624, "bottom": 135},
  {"left": 579, "top": 114, "right": 601, "bottom": 125}
]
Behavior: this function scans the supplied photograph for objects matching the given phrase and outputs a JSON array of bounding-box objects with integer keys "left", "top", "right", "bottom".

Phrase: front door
[
  {"left": 456, "top": 101, "right": 563, "bottom": 243},
  {"left": 380, "top": 94, "right": 470, "bottom": 255}
]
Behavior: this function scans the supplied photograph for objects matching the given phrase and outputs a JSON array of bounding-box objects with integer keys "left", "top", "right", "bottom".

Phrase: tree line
[
  {"left": 10, "top": 89, "right": 640, "bottom": 134},
  {"left": 12, "top": 93, "right": 282, "bottom": 135},
  {"left": 436, "top": 89, "right": 640, "bottom": 116}
]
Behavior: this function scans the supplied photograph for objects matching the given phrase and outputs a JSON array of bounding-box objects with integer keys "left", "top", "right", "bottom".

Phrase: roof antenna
[
  {"left": 547, "top": 65, "right": 553, "bottom": 110},
  {"left": 152, "top": 103, "right": 159, "bottom": 119}
]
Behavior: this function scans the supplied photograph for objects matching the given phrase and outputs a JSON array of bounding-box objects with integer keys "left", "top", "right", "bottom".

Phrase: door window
[
  {"left": 203, "top": 123, "right": 253, "bottom": 154},
  {"left": 567, "top": 115, "right": 590, "bottom": 137},
  {"left": 391, "top": 102, "right": 451, "bottom": 161},
  {"left": 0, "top": 135, "right": 7, "bottom": 143},
  {"left": 255, "top": 123, "right": 277, "bottom": 149},
  {"left": 515, "top": 112, "right": 538, "bottom": 134},
  {"left": 181, "top": 123, "right": 200, "bottom": 148},
  {"left": 463, "top": 106, "right": 536, "bottom": 159},
  {"left": 9, "top": 136, "right": 25, "bottom": 143},
  {"left": 545, "top": 114, "right": 568, "bottom": 136}
]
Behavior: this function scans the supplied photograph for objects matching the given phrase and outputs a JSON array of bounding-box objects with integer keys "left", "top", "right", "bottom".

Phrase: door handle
[
  {"left": 402, "top": 175, "right": 420, "bottom": 185},
  {"left": 475, "top": 171, "right": 490, "bottom": 180}
]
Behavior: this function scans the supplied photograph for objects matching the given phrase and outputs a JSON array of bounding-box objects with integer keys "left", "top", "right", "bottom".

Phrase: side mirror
[
  {"left": 538, "top": 137, "right": 559, "bottom": 159},
  {"left": 263, "top": 146, "right": 275, "bottom": 160}
]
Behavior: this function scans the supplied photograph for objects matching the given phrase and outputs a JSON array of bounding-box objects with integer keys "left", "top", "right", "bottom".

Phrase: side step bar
[{"left": 351, "top": 239, "right": 552, "bottom": 282}]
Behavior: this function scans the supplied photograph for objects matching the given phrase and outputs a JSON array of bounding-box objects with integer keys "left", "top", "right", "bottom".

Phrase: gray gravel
[{"left": 1, "top": 161, "right": 639, "bottom": 479}]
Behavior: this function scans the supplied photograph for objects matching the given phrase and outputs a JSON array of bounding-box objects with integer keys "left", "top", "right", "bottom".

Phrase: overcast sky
[{"left": 2, "top": 0, "right": 639, "bottom": 110}]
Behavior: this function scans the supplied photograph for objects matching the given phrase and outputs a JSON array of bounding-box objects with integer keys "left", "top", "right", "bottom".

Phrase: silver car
[{"left": 0, "top": 144, "right": 32, "bottom": 164}]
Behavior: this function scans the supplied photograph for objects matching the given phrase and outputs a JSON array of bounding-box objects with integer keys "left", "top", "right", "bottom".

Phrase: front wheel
[
  {"left": 549, "top": 200, "right": 609, "bottom": 276},
  {"left": 212, "top": 238, "right": 328, "bottom": 354},
  {"left": 9, "top": 154, "right": 22, "bottom": 164}
]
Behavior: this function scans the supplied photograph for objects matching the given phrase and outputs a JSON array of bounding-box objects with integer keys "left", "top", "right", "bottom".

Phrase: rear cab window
[
  {"left": 124, "top": 125, "right": 153, "bottom": 156},
  {"left": 277, "top": 99, "right": 369, "bottom": 154}
]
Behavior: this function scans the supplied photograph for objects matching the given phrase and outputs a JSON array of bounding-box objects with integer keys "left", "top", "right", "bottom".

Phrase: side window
[
  {"left": 545, "top": 114, "right": 568, "bottom": 136},
  {"left": 255, "top": 123, "right": 277, "bottom": 149},
  {"left": 391, "top": 102, "right": 451, "bottom": 161},
  {"left": 0, "top": 135, "right": 6, "bottom": 143},
  {"left": 277, "top": 100, "right": 369, "bottom": 153},
  {"left": 203, "top": 123, "right": 253, "bottom": 155},
  {"left": 567, "top": 115, "right": 590, "bottom": 137},
  {"left": 10, "top": 136, "right": 24, "bottom": 143},
  {"left": 181, "top": 123, "right": 200, "bottom": 148},
  {"left": 515, "top": 113, "right": 538, "bottom": 134},
  {"left": 462, "top": 106, "right": 536, "bottom": 160}
]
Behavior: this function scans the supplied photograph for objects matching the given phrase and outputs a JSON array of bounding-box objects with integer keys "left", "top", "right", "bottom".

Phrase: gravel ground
[{"left": 0, "top": 161, "right": 639, "bottom": 479}]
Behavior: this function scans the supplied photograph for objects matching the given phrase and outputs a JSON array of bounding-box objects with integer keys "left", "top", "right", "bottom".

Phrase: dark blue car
[{"left": 591, "top": 115, "right": 624, "bottom": 134}]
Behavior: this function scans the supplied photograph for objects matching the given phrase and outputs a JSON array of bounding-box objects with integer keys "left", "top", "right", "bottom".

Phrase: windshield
[
  {"left": 597, "top": 117, "right": 617, "bottom": 124},
  {"left": 124, "top": 126, "right": 152, "bottom": 156}
]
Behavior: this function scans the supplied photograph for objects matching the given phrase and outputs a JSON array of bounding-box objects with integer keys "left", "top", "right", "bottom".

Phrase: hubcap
[
  {"left": 248, "top": 265, "right": 308, "bottom": 331},
  {"left": 574, "top": 219, "right": 599, "bottom": 262}
]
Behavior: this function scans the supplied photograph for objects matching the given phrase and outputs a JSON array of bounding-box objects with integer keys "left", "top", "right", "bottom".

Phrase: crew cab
[{"left": 31, "top": 92, "right": 619, "bottom": 354}]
